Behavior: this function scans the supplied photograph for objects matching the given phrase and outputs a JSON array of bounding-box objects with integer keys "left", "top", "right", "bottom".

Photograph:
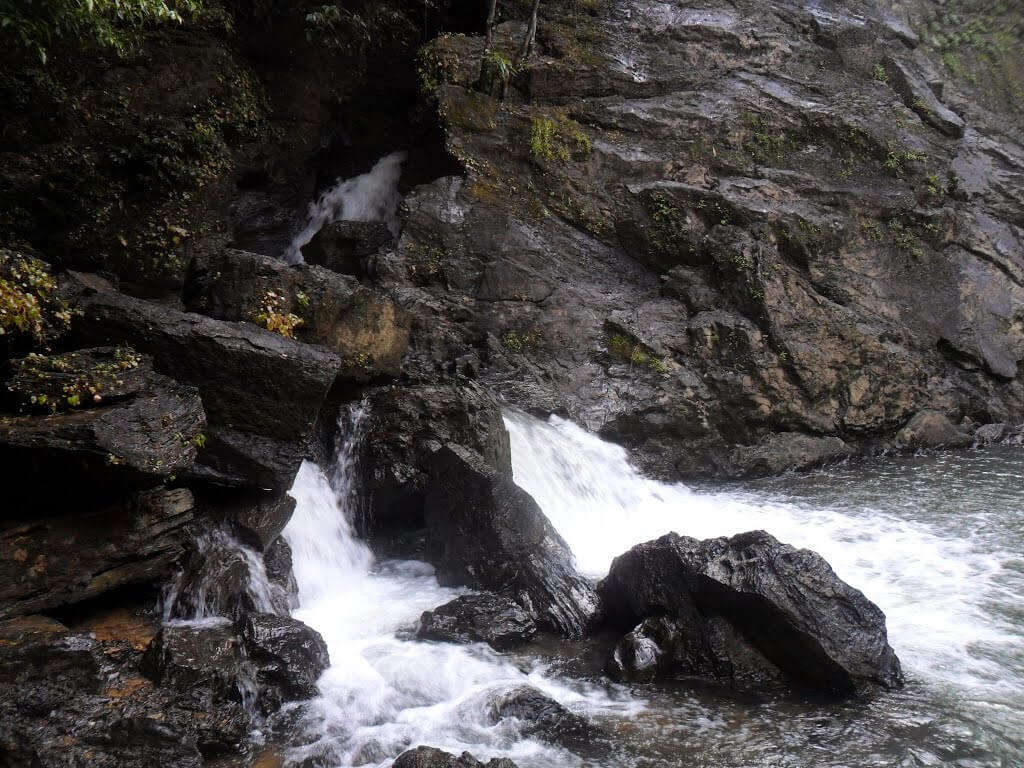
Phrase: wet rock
[
  {"left": 0, "top": 615, "right": 101, "bottom": 697},
  {"left": 729, "top": 432, "right": 854, "bottom": 477},
  {"left": 184, "top": 248, "right": 409, "bottom": 380},
  {"left": 264, "top": 535, "right": 299, "bottom": 609},
  {"left": 0, "top": 348, "right": 204, "bottom": 510},
  {"left": 974, "top": 422, "right": 1009, "bottom": 444},
  {"left": 486, "top": 685, "right": 606, "bottom": 756},
  {"left": 599, "top": 531, "right": 902, "bottom": 693},
  {"left": 201, "top": 488, "right": 297, "bottom": 551},
  {"left": 63, "top": 271, "right": 340, "bottom": 490},
  {"left": 98, "top": 718, "right": 205, "bottom": 768},
  {"left": 896, "top": 410, "right": 972, "bottom": 449},
  {"left": 883, "top": 54, "right": 965, "bottom": 138},
  {"left": 1, "top": 488, "right": 194, "bottom": 619},
  {"left": 140, "top": 622, "right": 248, "bottom": 703},
  {"left": 167, "top": 531, "right": 287, "bottom": 621},
  {"left": 303, "top": 220, "right": 395, "bottom": 275},
  {"left": 241, "top": 613, "right": 329, "bottom": 708},
  {"left": 417, "top": 592, "right": 537, "bottom": 650},
  {"left": 362, "top": 383, "right": 512, "bottom": 536},
  {"left": 424, "top": 444, "right": 599, "bottom": 638},
  {"left": 392, "top": 746, "right": 518, "bottom": 768}
]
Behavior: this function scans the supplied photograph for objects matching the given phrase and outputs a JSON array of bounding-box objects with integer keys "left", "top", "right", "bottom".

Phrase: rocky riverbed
[{"left": 0, "top": 0, "right": 1021, "bottom": 766}]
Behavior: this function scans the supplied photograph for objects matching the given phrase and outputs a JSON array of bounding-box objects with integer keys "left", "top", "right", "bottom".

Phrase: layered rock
[
  {"left": 63, "top": 271, "right": 340, "bottom": 489},
  {"left": 424, "top": 444, "right": 599, "bottom": 637},
  {"left": 599, "top": 530, "right": 902, "bottom": 693},
  {"left": 417, "top": 592, "right": 537, "bottom": 650}
]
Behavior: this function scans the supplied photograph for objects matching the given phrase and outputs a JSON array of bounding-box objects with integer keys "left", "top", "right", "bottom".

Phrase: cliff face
[{"left": 379, "top": 0, "right": 1024, "bottom": 478}]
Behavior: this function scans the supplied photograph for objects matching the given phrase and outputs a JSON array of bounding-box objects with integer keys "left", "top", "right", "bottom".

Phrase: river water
[{"left": 282, "top": 409, "right": 1023, "bottom": 768}]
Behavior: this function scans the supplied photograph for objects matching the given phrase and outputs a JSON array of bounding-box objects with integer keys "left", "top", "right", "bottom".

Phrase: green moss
[
  {"left": 529, "top": 115, "right": 592, "bottom": 164},
  {"left": 607, "top": 334, "right": 669, "bottom": 374},
  {"left": 503, "top": 330, "right": 538, "bottom": 352},
  {"left": 441, "top": 89, "right": 499, "bottom": 133},
  {"left": 872, "top": 63, "right": 891, "bottom": 84}
]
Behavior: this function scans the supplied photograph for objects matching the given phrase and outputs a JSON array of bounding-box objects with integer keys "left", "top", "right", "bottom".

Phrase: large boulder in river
[
  {"left": 0, "top": 347, "right": 204, "bottom": 511},
  {"left": 486, "top": 685, "right": 608, "bottom": 757},
  {"left": 240, "top": 612, "right": 329, "bottom": 709},
  {"left": 184, "top": 248, "right": 409, "bottom": 379},
  {"left": 424, "top": 444, "right": 598, "bottom": 638},
  {"left": 362, "top": 382, "right": 512, "bottom": 536},
  {"left": 417, "top": 592, "right": 537, "bottom": 650},
  {"left": 896, "top": 410, "right": 972, "bottom": 449},
  {"left": 1, "top": 488, "right": 194, "bottom": 619},
  {"left": 598, "top": 531, "right": 902, "bottom": 693},
  {"left": 62, "top": 271, "right": 340, "bottom": 490},
  {"left": 392, "top": 747, "right": 518, "bottom": 768}
]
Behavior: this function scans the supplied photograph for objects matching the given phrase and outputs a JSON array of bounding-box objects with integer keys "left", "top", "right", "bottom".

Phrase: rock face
[
  {"left": 361, "top": 382, "right": 512, "bottom": 536},
  {"left": 365, "top": 0, "right": 1024, "bottom": 480},
  {"left": 184, "top": 248, "right": 410, "bottom": 379},
  {"left": 63, "top": 271, "right": 340, "bottom": 489},
  {"left": 0, "top": 348, "right": 204, "bottom": 509},
  {"left": 599, "top": 531, "right": 902, "bottom": 693},
  {"left": 1, "top": 488, "right": 194, "bottom": 620},
  {"left": 897, "top": 409, "right": 972, "bottom": 449},
  {"left": 424, "top": 444, "right": 599, "bottom": 637},
  {"left": 417, "top": 593, "right": 537, "bottom": 650},
  {"left": 303, "top": 220, "right": 396, "bottom": 276},
  {"left": 392, "top": 746, "right": 518, "bottom": 768}
]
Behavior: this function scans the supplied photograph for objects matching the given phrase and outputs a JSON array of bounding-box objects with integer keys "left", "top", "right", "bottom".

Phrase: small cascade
[{"left": 283, "top": 151, "right": 406, "bottom": 264}]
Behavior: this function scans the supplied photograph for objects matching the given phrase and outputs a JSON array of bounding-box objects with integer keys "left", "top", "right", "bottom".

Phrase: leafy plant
[{"left": 0, "top": 0, "right": 202, "bottom": 63}]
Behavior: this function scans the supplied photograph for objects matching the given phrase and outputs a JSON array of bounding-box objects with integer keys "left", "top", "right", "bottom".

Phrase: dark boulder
[
  {"left": 241, "top": 612, "right": 329, "bottom": 708},
  {"left": 0, "top": 348, "right": 204, "bottom": 511},
  {"left": 264, "top": 535, "right": 299, "bottom": 610},
  {"left": 362, "top": 383, "right": 512, "bottom": 536},
  {"left": 896, "top": 410, "right": 972, "bottom": 449},
  {"left": 199, "top": 488, "right": 296, "bottom": 551},
  {"left": 166, "top": 531, "right": 288, "bottom": 622},
  {"left": 392, "top": 746, "right": 518, "bottom": 768},
  {"left": 62, "top": 271, "right": 340, "bottom": 490},
  {"left": 140, "top": 622, "right": 249, "bottom": 704},
  {"left": 1, "top": 488, "right": 195, "bottom": 619},
  {"left": 424, "top": 444, "right": 599, "bottom": 638},
  {"left": 302, "top": 220, "right": 394, "bottom": 275},
  {"left": 417, "top": 592, "right": 537, "bottom": 650},
  {"left": 486, "top": 686, "right": 607, "bottom": 756},
  {"left": 599, "top": 531, "right": 902, "bottom": 693},
  {"left": 184, "top": 248, "right": 409, "bottom": 380}
]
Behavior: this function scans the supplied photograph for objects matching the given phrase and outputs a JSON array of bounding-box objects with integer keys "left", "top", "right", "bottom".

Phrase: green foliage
[
  {"left": 528, "top": 115, "right": 591, "bottom": 163},
  {"left": 0, "top": 249, "right": 71, "bottom": 353},
  {"left": 872, "top": 63, "right": 890, "bottom": 84},
  {"left": 305, "top": 3, "right": 420, "bottom": 55},
  {"left": 253, "top": 290, "right": 302, "bottom": 338},
  {"left": 0, "top": 0, "right": 201, "bottom": 63},
  {"left": 417, "top": 35, "right": 461, "bottom": 97},
  {"left": 607, "top": 334, "right": 669, "bottom": 374},
  {"left": 502, "top": 330, "right": 538, "bottom": 352}
]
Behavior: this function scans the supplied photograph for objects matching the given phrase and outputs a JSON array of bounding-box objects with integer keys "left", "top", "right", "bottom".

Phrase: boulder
[
  {"left": 362, "top": 383, "right": 512, "bottom": 536},
  {"left": 392, "top": 747, "right": 518, "bottom": 768},
  {"left": 184, "top": 248, "right": 409, "bottom": 379},
  {"left": 896, "top": 410, "right": 972, "bottom": 449},
  {"left": 0, "top": 348, "right": 204, "bottom": 511},
  {"left": 417, "top": 592, "right": 537, "bottom": 650},
  {"left": 302, "top": 220, "right": 395, "bottom": 275},
  {"left": 140, "top": 622, "right": 248, "bottom": 703},
  {"left": 1, "top": 488, "right": 195, "bottom": 619},
  {"left": 598, "top": 531, "right": 902, "bottom": 693},
  {"left": 166, "top": 531, "right": 288, "bottom": 622},
  {"left": 62, "top": 271, "right": 340, "bottom": 490},
  {"left": 486, "top": 686, "right": 607, "bottom": 756},
  {"left": 729, "top": 432, "right": 854, "bottom": 477},
  {"left": 199, "top": 488, "right": 296, "bottom": 551},
  {"left": 264, "top": 535, "right": 299, "bottom": 610},
  {"left": 240, "top": 613, "right": 329, "bottom": 708},
  {"left": 424, "top": 444, "right": 599, "bottom": 638}
]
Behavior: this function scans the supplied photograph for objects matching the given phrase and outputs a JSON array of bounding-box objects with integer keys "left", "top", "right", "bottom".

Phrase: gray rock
[
  {"left": 417, "top": 592, "right": 537, "bottom": 650},
  {"left": 486, "top": 685, "right": 608, "bottom": 757},
  {"left": 897, "top": 410, "right": 972, "bottom": 449},
  {"left": 974, "top": 422, "right": 1008, "bottom": 444},
  {"left": 730, "top": 432, "right": 854, "bottom": 476},
  {"left": 599, "top": 531, "right": 902, "bottom": 693}
]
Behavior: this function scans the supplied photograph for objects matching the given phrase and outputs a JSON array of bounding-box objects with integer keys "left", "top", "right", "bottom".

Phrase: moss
[
  {"left": 440, "top": 88, "right": 499, "bottom": 133},
  {"left": 872, "top": 63, "right": 891, "bottom": 84},
  {"left": 502, "top": 330, "right": 538, "bottom": 352},
  {"left": 607, "top": 334, "right": 669, "bottom": 374},
  {"left": 528, "top": 115, "right": 592, "bottom": 164}
]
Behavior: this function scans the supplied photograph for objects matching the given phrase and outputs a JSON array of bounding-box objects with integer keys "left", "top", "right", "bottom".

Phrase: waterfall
[{"left": 283, "top": 151, "right": 406, "bottom": 264}]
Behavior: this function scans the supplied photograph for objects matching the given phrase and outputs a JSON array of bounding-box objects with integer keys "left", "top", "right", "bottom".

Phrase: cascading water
[
  {"left": 283, "top": 151, "right": 407, "bottom": 264},
  {"left": 283, "top": 406, "right": 1023, "bottom": 767}
]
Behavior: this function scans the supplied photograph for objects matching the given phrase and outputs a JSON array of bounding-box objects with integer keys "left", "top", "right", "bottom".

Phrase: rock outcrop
[
  {"left": 599, "top": 530, "right": 902, "bottom": 693},
  {"left": 417, "top": 592, "right": 537, "bottom": 650},
  {"left": 424, "top": 444, "right": 599, "bottom": 638},
  {"left": 392, "top": 746, "right": 518, "bottom": 768}
]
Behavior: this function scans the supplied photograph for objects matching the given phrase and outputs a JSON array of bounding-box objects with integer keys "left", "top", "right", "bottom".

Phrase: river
[{"left": 282, "top": 409, "right": 1023, "bottom": 768}]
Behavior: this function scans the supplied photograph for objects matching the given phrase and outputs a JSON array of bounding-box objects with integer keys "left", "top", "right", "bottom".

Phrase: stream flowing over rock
[{"left": 599, "top": 530, "right": 903, "bottom": 692}]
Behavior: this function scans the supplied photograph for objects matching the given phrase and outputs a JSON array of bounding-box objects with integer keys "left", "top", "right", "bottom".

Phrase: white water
[
  {"left": 284, "top": 151, "right": 406, "bottom": 264},
  {"left": 283, "top": 408, "right": 1024, "bottom": 767}
]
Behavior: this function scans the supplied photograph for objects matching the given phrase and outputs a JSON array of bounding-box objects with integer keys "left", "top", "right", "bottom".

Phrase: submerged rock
[
  {"left": 599, "top": 531, "right": 902, "bottom": 693},
  {"left": 424, "top": 444, "right": 599, "bottom": 638},
  {"left": 417, "top": 592, "right": 537, "bottom": 650},
  {"left": 392, "top": 746, "right": 518, "bottom": 768},
  {"left": 0, "top": 488, "right": 195, "bottom": 619},
  {"left": 486, "top": 685, "right": 607, "bottom": 756},
  {"left": 896, "top": 410, "right": 972, "bottom": 449}
]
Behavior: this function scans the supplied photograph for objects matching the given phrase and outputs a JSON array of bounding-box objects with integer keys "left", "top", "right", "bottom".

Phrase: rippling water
[{"left": 283, "top": 410, "right": 1024, "bottom": 768}]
